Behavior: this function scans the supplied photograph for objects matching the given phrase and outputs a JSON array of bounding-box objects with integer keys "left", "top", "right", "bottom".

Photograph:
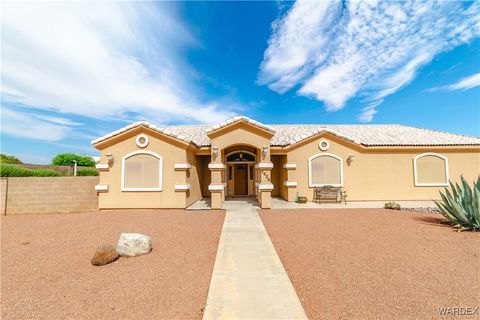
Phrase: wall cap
[
  {"left": 174, "top": 184, "right": 191, "bottom": 191},
  {"left": 95, "top": 184, "right": 109, "bottom": 192},
  {"left": 95, "top": 163, "right": 109, "bottom": 170},
  {"left": 174, "top": 163, "right": 192, "bottom": 170},
  {"left": 208, "top": 163, "right": 226, "bottom": 170},
  {"left": 283, "top": 163, "right": 296, "bottom": 169},
  {"left": 208, "top": 184, "right": 225, "bottom": 191},
  {"left": 255, "top": 162, "right": 273, "bottom": 169},
  {"left": 257, "top": 183, "right": 274, "bottom": 191}
]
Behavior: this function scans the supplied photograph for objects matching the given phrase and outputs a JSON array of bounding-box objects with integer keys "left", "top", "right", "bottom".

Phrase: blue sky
[{"left": 1, "top": 1, "right": 479, "bottom": 164}]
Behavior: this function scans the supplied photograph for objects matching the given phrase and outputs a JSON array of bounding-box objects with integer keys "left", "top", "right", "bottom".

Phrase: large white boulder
[{"left": 116, "top": 233, "right": 152, "bottom": 257}]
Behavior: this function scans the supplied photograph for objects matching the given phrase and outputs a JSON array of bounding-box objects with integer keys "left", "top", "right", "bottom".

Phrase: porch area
[
  {"left": 270, "top": 197, "right": 436, "bottom": 209},
  {"left": 187, "top": 197, "right": 436, "bottom": 210}
]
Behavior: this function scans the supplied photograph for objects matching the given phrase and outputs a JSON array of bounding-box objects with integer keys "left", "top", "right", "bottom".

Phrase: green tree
[
  {"left": 52, "top": 153, "right": 95, "bottom": 167},
  {"left": 0, "top": 154, "right": 22, "bottom": 164}
]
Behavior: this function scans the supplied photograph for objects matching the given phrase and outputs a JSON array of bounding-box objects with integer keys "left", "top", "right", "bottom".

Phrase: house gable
[
  {"left": 208, "top": 122, "right": 274, "bottom": 151},
  {"left": 206, "top": 116, "right": 275, "bottom": 141},
  {"left": 92, "top": 123, "right": 191, "bottom": 150},
  {"left": 280, "top": 131, "right": 364, "bottom": 153}
]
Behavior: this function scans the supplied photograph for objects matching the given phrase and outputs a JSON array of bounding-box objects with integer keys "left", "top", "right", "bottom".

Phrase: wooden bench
[{"left": 313, "top": 186, "right": 347, "bottom": 204}]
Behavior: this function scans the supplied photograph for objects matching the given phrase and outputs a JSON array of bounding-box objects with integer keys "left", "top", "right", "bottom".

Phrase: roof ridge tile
[{"left": 92, "top": 119, "right": 480, "bottom": 147}]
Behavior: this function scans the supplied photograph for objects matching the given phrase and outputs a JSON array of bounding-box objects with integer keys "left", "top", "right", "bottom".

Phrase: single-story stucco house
[{"left": 92, "top": 116, "right": 480, "bottom": 209}]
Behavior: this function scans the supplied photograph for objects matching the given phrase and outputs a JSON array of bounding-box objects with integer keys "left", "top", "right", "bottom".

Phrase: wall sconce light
[
  {"left": 262, "top": 146, "right": 268, "bottom": 160},
  {"left": 212, "top": 146, "right": 219, "bottom": 160},
  {"left": 347, "top": 155, "right": 355, "bottom": 166},
  {"left": 106, "top": 153, "right": 114, "bottom": 166}
]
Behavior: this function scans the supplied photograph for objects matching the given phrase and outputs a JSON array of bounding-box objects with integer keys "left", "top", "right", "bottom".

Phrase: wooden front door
[{"left": 234, "top": 164, "right": 248, "bottom": 195}]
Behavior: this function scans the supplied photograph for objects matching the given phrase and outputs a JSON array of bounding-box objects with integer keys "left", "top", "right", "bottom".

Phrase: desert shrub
[
  {"left": 31, "top": 169, "right": 61, "bottom": 177},
  {"left": 77, "top": 168, "right": 99, "bottom": 176},
  {"left": 434, "top": 175, "right": 480, "bottom": 231},
  {"left": 0, "top": 165, "right": 31, "bottom": 177},
  {"left": 52, "top": 153, "right": 95, "bottom": 167},
  {"left": 384, "top": 201, "right": 401, "bottom": 210},
  {"left": 0, "top": 164, "right": 60, "bottom": 177},
  {"left": 0, "top": 154, "right": 22, "bottom": 164}
]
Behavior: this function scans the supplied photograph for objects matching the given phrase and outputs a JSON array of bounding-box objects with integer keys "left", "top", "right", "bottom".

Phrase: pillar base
[
  {"left": 258, "top": 190, "right": 272, "bottom": 209},
  {"left": 211, "top": 191, "right": 222, "bottom": 209}
]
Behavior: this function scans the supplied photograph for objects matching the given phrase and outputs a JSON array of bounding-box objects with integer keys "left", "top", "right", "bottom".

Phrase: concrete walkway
[{"left": 203, "top": 199, "right": 307, "bottom": 320}]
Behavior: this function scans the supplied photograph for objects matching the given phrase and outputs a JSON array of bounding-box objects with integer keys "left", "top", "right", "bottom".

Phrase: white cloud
[
  {"left": 1, "top": 108, "right": 74, "bottom": 141},
  {"left": 427, "top": 73, "right": 480, "bottom": 92},
  {"left": 1, "top": 1, "right": 235, "bottom": 140},
  {"left": 358, "top": 100, "right": 382, "bottom": 123},
  {"left": 259, "top": 0, "right": 480, "bottom": 121}
]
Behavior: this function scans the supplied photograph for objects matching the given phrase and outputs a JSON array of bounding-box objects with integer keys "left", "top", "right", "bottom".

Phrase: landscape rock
[
  {"left": 404, "top": 207, "right": 441, "bottom": 214},
  {"left": 91, "top": 244, "right": 118, "bottom": 266},
  {"left": 116, "top": 233, "right": 152, "bottom": 257}
]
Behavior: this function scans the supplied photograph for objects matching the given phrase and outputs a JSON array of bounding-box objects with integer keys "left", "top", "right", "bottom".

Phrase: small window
[
  {"left": 228, "top": 166, "right": 233, "bottom": 180},
  {"left": 122, "top": 151, "right": 162, "bottom": 191},
  {"left": 309, "top": 154, "right": 343, "bottom": 187},
  {"left": 135, "top": 134, "right": 149, "bottom": 148},
  {"left": 249, "top": 165, "right": 254, "bottom": 180},
  {"left": 318, "top": 139, "right": 330, "bottom": 151},
  {"left": 414, "top": 153, "right": 448, "bottom": 186}
]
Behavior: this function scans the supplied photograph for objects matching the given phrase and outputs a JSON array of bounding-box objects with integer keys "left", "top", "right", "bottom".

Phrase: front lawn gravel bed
[
  {"left": 260, "top": 208, "right": 480, "bottom": 320},
  {"left": 1, "top": 209, "right": 225, "bottom": 319}
]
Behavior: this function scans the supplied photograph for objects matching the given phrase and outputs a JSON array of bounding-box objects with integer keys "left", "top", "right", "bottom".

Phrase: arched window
[
  {"left": 413, "top": 153, "right": 448, "bottom": 186},
  {"left": 308, "top": 153, "right": 343, "bottom": 187},
  {"left": 226, "top": 151, "right": 256, "bottom": 162},
  {"left": 122, "top": 150, "right": 162, "bottom": 191}
]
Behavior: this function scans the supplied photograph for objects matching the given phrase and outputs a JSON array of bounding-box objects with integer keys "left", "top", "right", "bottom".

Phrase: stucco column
[
  {"left": 256, "top": 147, "right": 273, "bottom": 209},
  {"left": 208, "top": 148, "right": 225, "bottom": 209},
  {"left": 284, "top": 162, "right": 298, "bottom": 201}
]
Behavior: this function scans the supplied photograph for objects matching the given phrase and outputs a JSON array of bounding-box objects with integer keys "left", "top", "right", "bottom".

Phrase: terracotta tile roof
[
  {"left": 205, "top": 115, "right": 276, "bottom": 134},
  {"left": 92, "top": 121, "right": 480, "bottom": 147},
  {"left": 90, "top": 121, "right": 196, "bottom": 145},
  {"left": 269, "top": 124, "right": 480, "bottom": 147}
]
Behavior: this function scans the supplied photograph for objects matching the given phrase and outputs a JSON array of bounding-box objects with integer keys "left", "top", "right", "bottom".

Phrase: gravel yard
[
  {"left": 1, "top": 210, "right": 225, "bottom": 320},
  {"left": 260, "top": 209, "right": 480, "bottom": 320}
]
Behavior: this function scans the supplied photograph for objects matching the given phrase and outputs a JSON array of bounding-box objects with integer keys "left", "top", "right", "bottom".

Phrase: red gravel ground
[
  {"left": 260, "top": 209, "right": 480, "bottom": 320},
  {"left": 1, "top": 210, "right": 224, "bottom": 320}
]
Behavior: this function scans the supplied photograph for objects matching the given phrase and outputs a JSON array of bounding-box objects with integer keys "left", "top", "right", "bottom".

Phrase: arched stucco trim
[
  {"left": 413, "top": 153, "right": 449, "bottom": 187},
  {"left": 308, "top": 153, "right": 344, "bottom": 187},
  {"left": 121, "top": 150, "right": 163, "bottom": 191}
]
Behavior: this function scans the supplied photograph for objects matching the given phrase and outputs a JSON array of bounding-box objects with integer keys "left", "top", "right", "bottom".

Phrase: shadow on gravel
[{"left": 412, "top": 215, "right": 453, "bottom": 229}]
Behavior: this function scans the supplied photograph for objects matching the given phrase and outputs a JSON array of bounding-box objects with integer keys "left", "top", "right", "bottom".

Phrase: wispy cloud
[
  {"left": 1, "top": 108, "right": 75, "bottom": 142},
  {"left": 427, "top": 73, "right": 480, "bottom": 92},
  {"left": 259, "top": 0, "right": 480, "bottom": 121},
  {"left": 1, "top": 2, "right": 235, "bottom": 141}
]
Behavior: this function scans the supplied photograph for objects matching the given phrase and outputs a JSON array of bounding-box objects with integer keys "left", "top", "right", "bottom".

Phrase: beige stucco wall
[
  {"left": 198, "top": 155, "right": 211, "bottom": 197},
  {"left": 93, "top": 122, "right": 479, "bottom": 208},
  {"left": 96, "top": 128, "right": 202, "bottom": 209},
  {"left": 186, "top": 150, "right": 203, "bottom": 207},
  {"left": 2, "top": 177, "right": 98, "bottom": 215},
  {"left": 271, "top": 156, "right": 282, "bottom": 196},
  {"left": 275, "top": 155, "right": 289, "bottom": 199},
  {"left": 283, "top": 133, "right": 480, "bottom": 201}
]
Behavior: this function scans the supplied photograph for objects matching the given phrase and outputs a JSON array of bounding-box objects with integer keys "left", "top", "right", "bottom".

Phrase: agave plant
[{"left": 434, "top": 175, "right": 480, "bottom": 231}]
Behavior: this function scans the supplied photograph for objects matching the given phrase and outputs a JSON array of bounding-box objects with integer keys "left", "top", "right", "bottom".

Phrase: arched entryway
[{"left": 224, "top": 146, "right": 258, "bottom": 196}]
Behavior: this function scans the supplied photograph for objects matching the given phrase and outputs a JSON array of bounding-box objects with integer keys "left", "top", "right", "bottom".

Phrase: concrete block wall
[
  {"left": 1, "top": 179, "right": 7, "bottom": 215},
  {"left": 2, "top": 177, "right": 99, "bottom": 215}
]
